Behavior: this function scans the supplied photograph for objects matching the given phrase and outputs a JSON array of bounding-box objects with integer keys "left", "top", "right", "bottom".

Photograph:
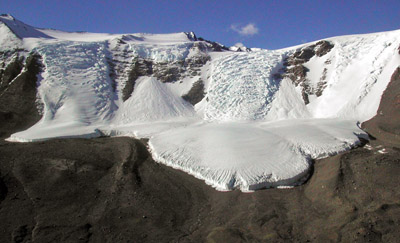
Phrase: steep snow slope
[
  {"left": 0, "top": 14, "right": 51, "bottom": 39},
  {"left": 0, "top": 20, "right": 22, "bottom": 50},
  {"left": 265, "top": 78, "right": 311, "bottom": 120},
  {"left": 114, "top": 76, "right": 195, "bottom": 123},
  {"left": 2, "top": 15, "right": 399, "bottom": 191}
]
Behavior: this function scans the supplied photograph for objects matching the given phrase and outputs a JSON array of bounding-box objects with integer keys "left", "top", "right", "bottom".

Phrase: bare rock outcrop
[
  {"left": 182, "top": 79, "right": 205, "bottom": 105},
  {"left": 109, "top": 40, "right": 212, "bottom": 102},
  {"left": 281, "top": 40, "right": 334, "bottom": 104},
  {"left": 0, "top": 52, "right": 42, "bottom": 137},
  {"left": 362, "top": 67, "right": 400, "bottom": 143}
]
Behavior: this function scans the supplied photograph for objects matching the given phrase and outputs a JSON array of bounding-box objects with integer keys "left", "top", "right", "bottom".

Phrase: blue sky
[{"left": 2, "top": 0, "right": 400, "bottom": 49}]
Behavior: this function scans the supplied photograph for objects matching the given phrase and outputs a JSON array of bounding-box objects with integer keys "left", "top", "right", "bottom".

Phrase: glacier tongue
[
  {"left": 4, "top": 18, "right": 400, "bottom": 191},
  {"left": 149, "top": 119, "right": 365, "bottom": 191}
]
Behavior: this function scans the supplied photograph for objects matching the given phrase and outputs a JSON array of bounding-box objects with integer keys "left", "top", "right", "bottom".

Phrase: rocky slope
[{"left": 0, "top": 52, "right": 42, "bottom": 138}]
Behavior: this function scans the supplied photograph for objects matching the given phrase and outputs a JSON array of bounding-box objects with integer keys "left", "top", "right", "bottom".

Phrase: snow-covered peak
[
  {"left": 185, "top": 31, "right": 197, "bottom": 41},
  {"left": 229, "top": 42, "right": 251, "bottom": 52},
  {"left": 0, "top": 14, "right": 198, "bottom": 45},
  {"left": 0, "top": 13, "right": 15, "bottom": 21},
  {"left": 0, "top": 14, "right": 52, "bottom": 39},
  {"left": 0, "top": 21, "right": 21, "bottom": 49}
]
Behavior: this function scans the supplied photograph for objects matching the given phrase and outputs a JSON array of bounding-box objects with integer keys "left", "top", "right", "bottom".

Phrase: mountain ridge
[{"left": 3, "top": 13, "right": 400, "bottom": 50}]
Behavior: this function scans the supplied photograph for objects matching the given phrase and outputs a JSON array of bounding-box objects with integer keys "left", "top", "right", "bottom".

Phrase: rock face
[
  {"left": 120, "top": 58, "right": 153, "bottom": 101},
  {"left": 362, "top": 67, "right": 400, "bottom": 143},
  {"left": 0, "top": 51, "right": 24, "bottom": 93},
  {"left": 281, "top": 40, "right": 334, "bottom": 104},
  {"left": 0, "top": 176, "right": 7, "bottom": 202},
  {"left": 197, "top": 37, "right": 230, "bottom": 52},
  {"left": 182, "top": 79, "right": 205, "bottom": 105},
  {"left": 152, "top": 45, "right": 211, "bottom": 83},
  {"left": 0, "top": 52, "right": 42, "bottom": 137},
  {"left": 109, "top": 40, "right": 212, "bottom": 102}
]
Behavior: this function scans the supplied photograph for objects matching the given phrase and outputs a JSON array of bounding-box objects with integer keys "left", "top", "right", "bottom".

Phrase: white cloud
[{"left": 230, "top": 23, "right": 259, "bottom": 36}]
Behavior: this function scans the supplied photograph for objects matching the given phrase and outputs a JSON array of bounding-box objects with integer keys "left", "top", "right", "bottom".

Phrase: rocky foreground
[{"left": 0, "top": 70, "right": 399, "bottom": 243}]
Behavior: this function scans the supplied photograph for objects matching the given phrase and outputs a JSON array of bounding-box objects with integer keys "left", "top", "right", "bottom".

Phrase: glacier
[{"left": 1, "top": 14, "right": 399, "bottom": 191}]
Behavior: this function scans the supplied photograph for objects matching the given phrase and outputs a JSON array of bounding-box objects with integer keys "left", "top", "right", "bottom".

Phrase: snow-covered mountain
[{"left": 1, "top": 14, "right": 399, "bottom": 191}]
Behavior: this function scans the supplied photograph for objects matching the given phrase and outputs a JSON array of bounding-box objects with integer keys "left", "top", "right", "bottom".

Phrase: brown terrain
[{"left": 0, "top": 55, "right": 400, "bottom": 242}]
